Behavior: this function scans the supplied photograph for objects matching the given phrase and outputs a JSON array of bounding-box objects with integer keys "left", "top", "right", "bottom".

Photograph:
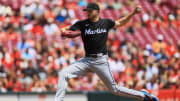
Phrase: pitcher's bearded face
[{"left": 87, "top": 10, "right": 99, "bottom": 19}]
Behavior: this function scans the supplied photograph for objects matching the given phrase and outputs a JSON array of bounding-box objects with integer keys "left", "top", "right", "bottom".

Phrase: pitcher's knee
[
  {"left": 59, "top": 70, "right": 68, "bottom": 79},
  {"left": 109, "top": 85, "right": 119, "bottom": 94}
]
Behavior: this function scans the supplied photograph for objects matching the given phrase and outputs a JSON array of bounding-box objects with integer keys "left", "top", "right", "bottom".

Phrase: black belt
[{"left": 85, "top": 52, "right": 107, "bottom": 58}]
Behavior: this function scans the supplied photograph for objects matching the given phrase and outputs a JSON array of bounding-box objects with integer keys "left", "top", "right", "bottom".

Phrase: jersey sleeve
[
  {"left": 106, "top": 19, "right": 115, "bottom": 29},
  {"left": 69, "top": 21, "right": 81, "bottom": 31}
]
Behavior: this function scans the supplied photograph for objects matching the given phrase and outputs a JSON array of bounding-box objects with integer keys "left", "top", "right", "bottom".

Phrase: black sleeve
[
  {"left": 106, "top": 19, "right": 115, "bottom": 29},
  {"left": 69, "top": 21, "right": 81, "bottom": 31}
]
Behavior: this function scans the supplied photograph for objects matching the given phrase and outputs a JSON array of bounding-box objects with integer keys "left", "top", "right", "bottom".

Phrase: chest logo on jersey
[{"left": 85, "top": 28, "right": 107, "bottom": 35}]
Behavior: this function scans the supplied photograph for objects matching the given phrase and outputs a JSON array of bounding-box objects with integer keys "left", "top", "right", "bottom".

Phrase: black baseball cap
[{"left": 83, "top": 3, "right": 100, "bottom": 11}]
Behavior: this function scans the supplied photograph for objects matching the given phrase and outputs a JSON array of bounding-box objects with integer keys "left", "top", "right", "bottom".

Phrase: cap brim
[
  {"left": 83, "top": 9, "right": 88, "bottom": 11},
  {"left": 83, "top": 8, "right": 99, "bottom": 11},
  {"left": 83, "top": 8, "right": 92, "bottom": 11}
]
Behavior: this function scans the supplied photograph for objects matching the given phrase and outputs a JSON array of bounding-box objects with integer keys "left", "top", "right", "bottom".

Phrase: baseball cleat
[{"left": 141, "top": 89, "right": 159, "bottom": 101}]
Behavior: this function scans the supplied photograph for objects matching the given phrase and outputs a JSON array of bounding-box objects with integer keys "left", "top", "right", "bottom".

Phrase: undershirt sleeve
[
  {"left": 69, "top": 21, "right": 81, "bottom": 31},
  {"left": 106, "top": 19, "right": 115, "bottom": 29}
]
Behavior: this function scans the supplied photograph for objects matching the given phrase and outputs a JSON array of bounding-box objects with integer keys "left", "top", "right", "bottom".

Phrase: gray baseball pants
[{"left": 55, "top": 55, "right": 145, "bottom": 101}]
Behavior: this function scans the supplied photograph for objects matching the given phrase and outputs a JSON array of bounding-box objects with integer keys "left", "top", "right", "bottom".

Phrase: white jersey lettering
[{"left": 85, "top": 28, "right": 107, "bottom": 35}]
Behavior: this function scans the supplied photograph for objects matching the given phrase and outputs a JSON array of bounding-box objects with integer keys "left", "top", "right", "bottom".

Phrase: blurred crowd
[{"left": 0, "top": 0, "right": 180, "bottom": 93}]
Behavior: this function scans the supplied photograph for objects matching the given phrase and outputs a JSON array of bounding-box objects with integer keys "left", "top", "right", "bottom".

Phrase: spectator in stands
[
  {"left": 124, "top": 0, "right": 136, "bottom": 7},
  {"left": 146, "top": 76, "right": 159, "bottom": 90},
  {"left": 152, "top": 34, "right": 166, "bottom": 54},
  {"left": 17, "top": 38, "right": 30, "bottom": 51},
  {"left": 0, "top": 82, "right": 6, "bottom": 92},
  {"left": 78, "top": 0, "right": 87, "bottom": 7},
  {"left": 165, "top": 39, "right": 177, "bottom": 57},
  {"left": 100, "top": 0, "right": 113, "bottom": 10},
  {"left": 43, "top": 18, "right": 59, "bottom": 36},
  {"left": 20, "top": 0, "right": 36, "bottom": 19},
  {"left": 0, "top": 3, "right": 13, "bottom": 16},
  {"left": 33, "top": 0, "right": 45, "bottom": 18},
  {"left": 31, "top": 80, "right": 47, "bottom": 92},
  {"left": 113, "top": 0, "right": 122, "bottom": 10}
]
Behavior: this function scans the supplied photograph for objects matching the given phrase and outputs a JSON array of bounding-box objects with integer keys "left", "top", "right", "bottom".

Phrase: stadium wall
[
  {"left": 0, "top": 90, "right": 180, "bottom": 101},
  {"left": 0, "top": 92, "right": 87, "bottom": 101}
]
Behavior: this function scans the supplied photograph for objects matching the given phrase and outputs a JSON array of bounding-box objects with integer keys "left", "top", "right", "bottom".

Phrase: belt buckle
[
  {"left": 97, "top": 53, "right": 103, "bottom": 57},
  {"left": 86, "top": 53, "right": 104, "bottom": 58}
]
